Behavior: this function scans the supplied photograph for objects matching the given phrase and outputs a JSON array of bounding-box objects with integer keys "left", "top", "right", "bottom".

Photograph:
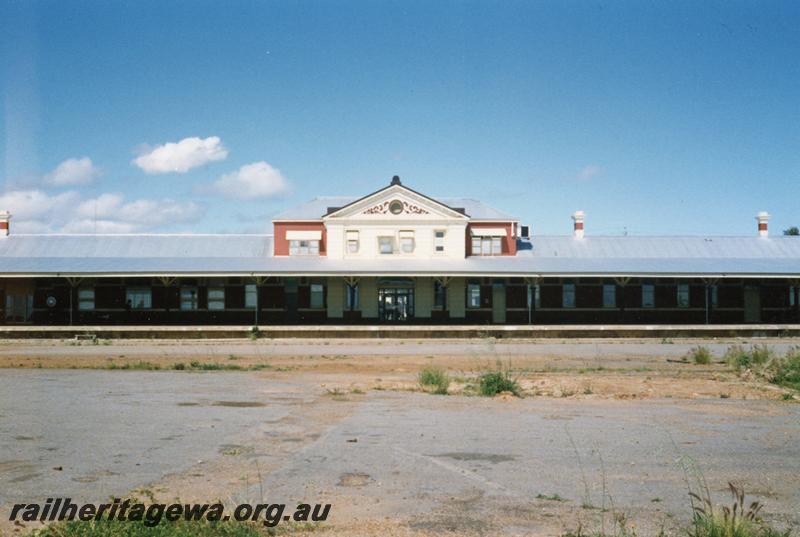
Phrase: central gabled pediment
[{"left": 323, "top": 181, "right": 468, "bottom": 221}]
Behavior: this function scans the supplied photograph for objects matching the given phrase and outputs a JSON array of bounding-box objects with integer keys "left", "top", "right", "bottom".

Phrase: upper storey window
[
  {"left": 346, "top": 230, "right": 359, "bottom": 253},
  {"left": 379, "top": 236, "right": 394, "bottom": 254},
  {"left": 471, "top": 236, "right": 502, "bottom": 256},
  {"left": 378, "top": 232, "right": 414, "bottom": 255},
  {"left": 289, "top": 240, "right": 319, "bottom": 255},
  {"left": 399, "top": 231, "right": 415, "bottom": 253},
  {"left": 434, "top": 230, "right": 446, "bottom": 253},
  {"left": 470, "top": 228, "right": 505, "bottom": 256},
  {"left": 286, "top": 230, "right": 322, "bottom": 256}
]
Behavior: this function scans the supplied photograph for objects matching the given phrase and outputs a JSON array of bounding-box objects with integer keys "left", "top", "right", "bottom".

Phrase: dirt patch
[
  {"left": 211, "top": 400, "right": 265, "bottom": 407},
  {"left": 2, "top": 337, "right": 796, "bottom": 400},
  {"left": 9, "top": 472, "right": 40, "bottom": 483},
  {"left": 436, "top": 452, "right": 516, "bottom": 463},
  {"left": 0, "top": 460, "right": 35, "bottom": 473},
  {"left": 218, "top": 444, "right": 255, "bottom": 456},
  {"left": 338, "top": 472, "right": 374, "bottom": 487}
]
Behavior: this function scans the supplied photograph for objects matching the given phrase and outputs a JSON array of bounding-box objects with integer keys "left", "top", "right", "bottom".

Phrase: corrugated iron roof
[
  {"left": 1, "top": 233, "right": 799, "bottom": 277},
  {"left": 519, "top": 236, "right": 800, "bottom": 259}
]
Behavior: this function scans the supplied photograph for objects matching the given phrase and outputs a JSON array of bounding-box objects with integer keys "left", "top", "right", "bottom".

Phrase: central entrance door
[{"left": 378, "top": 287, "right": 415, "bottom": 321}]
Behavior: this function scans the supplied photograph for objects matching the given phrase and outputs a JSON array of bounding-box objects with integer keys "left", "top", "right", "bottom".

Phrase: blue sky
[{"left": 1, "top": 0, "right": 798, "bottom": 235}]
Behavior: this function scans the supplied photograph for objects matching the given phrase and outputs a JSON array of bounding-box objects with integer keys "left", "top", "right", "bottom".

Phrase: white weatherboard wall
[{"left": 326, "top": 222, "right": 466, "bottom": 260}]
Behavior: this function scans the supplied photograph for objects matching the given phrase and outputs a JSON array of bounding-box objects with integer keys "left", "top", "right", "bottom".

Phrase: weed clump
[
  {"left": 418, "top": 367, "right": 450, "bottom": 395},
  {"left": 478, "top": 364, "right": 521, "bottom": 397},
  {"left": 536, "top": 493, "right": 566, "bottom": 502},
  {"left": 724, "top": 345, "right": 800, "bottom": 393},
  {"left": 724, "top": 345, "right": 751, "bottom": 369},
  {"left": 562, "top": 481, "right": 789, "bottom": 537},
  {"left": 108, "top": 361, "right": 160, "bottom": 370},
  {"left": 188, "top": 361, "right": 243, "bottom": 371},
  {"left": 688, "top": 346, "right": 712, "bottom": 365},
  {"left": 726, "top": 345, "right": 774, "bottom": 370},
  {"left": 766, "top": 347, "right": 800, "bottom": 391},
  {"left": 689, "top": 483, "right": 790, "bottom": 537}
]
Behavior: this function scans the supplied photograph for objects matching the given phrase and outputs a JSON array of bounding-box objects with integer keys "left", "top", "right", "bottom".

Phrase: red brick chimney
[
  {"left": 572, "top": 210, "right": 585, "bottom": 239},
  {"left": 0, "top": 211, "right": 10, "bottom": 237},
  {"left": 756, "top": 211, "right": 770, "bottom": 238}
]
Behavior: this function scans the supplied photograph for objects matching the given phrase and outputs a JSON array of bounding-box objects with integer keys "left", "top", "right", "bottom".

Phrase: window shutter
[
  {"left": 481, "top": 285, "right": 492, "bottom": 308},
  {"left": 297, "top": 285, "right": 310, "bottom": 308},
  {"left": 226, "top": 286, "right": 245, "bottom": 309}
]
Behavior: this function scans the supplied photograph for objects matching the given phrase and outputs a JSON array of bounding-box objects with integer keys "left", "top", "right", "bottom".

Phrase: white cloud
[
  {"left": 75, "top": 194, "right": 202, "bottom": 229},
  {"left": 44, "top": 157, "right": 102, "bottom": 186},
  {"left": 212, "top": 161, "right": 289, "bottom": 199},
  {"left": 0, "top": 190, "right": 80, "bottom": 226},
  {"left": 133, "top": 136, "right": 228, "bottom": 174},
  {"left": 577, "top": 164, "right": 602, "bottom": 181},
  {"left": 60, "top": 219, "right": 141, "bottom": 234},
  {"left": 0, "top": 189, "right": 203, "bottom": 233}
]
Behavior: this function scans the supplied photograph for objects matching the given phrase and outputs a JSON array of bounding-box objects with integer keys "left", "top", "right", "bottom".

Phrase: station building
[{"left": 0, "top": 176, "right": 798, "bottom": 325}]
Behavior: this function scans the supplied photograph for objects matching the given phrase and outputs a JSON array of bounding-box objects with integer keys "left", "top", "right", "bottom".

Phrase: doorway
[
  {"left": 378, "top": 288, "right": 414, "bottom": 321},
  {"left": 492, "top": 282, "right": 506, "bottom": 323},
  {"left": 743, "top": 286, "right": 761, "bottom": 323}
]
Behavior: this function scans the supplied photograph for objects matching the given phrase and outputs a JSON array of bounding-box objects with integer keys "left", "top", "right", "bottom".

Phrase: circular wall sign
[
  {"left": 46, "top": 296, "right": 57, "bottom": 308},
  {"left": 389, "top": 200, "right": 404, "bottom": 215}
]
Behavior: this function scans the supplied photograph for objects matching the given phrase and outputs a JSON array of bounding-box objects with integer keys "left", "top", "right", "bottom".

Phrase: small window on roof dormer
[
  {"left": 286, "top": 230, "right": 322, "bottom": 256},
  {"left": 470, "top": 228, "right": 505, "bottom": 255},
  {"left": 289, "top": 240, "right": 319, "bottom": 255}
]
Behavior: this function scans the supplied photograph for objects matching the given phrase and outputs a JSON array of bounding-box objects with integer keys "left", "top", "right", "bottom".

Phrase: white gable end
[{"left": 324, "top": 184, "right": 468, "bottom": 260}]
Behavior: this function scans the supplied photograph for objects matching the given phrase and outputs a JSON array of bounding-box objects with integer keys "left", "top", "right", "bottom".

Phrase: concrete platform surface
[{"left": 1, "top": 323, "right": 800, "bottom": 339}]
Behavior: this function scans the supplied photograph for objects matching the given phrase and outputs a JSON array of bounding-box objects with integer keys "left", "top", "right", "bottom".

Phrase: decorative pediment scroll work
[
  {"left": 323, "top": 181, "right": 468, "bottom": 221},
  {"left": 362, "top": 199, "right": 430, "bottom": 216}
]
